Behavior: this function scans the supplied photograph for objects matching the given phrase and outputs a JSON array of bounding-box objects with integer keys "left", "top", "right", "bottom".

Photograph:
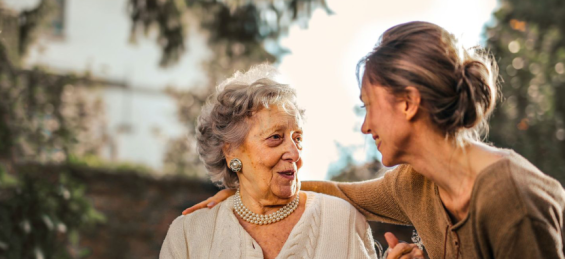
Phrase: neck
[
  {"left": 413, "top": 138, "right": 476, "bottom": 195},
  {"left": 238, "top": 186, "right": 296, "bottom": 215},
  {"left": 402, "top": 132, "right": 481, "bottom": 221}
]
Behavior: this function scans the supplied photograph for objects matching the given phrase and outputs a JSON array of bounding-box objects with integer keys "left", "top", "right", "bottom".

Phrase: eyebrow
[{"left": 261, "top": 124, "right": 303, "bottom": 136}]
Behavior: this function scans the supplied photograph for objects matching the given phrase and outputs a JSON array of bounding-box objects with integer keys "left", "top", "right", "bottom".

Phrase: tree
[
  {"left": 127, "top": 0, "right": 332, "bottom": 67},
  {"left": 485, "top": 0, "right": 565, "bottom": 185}
]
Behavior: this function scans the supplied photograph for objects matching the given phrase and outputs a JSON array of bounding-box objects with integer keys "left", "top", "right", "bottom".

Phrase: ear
[
  {"left": 222, "top": 143, "right": 232, "bottom": 161},
  {"left": 402, "top": 86, "right": 421, "bottom": 121}
]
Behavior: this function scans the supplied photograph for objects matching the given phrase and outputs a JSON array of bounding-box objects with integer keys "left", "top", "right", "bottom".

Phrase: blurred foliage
[
  {"left": 328, "top": 142, "right": 384, "bottom": 182},
  {"left": 1, "top": 2, "right": 108, "bottom": 257},
  {"left": 68, "top": 154, "right": 153, "bottom": 175},
  {"left": 128, "top": 0, "right": 333, "bottom": 67},
  {"left": 0, "top": 164, "right": 105, "bottom": 259},
  {"left": 17, "top": 0, "right": 57, "bottom": 58},
  {"left": 330, "top": 158, "right": 383, "bottom": 182},
  {"left": 0, "top": 48, "right": 109, "bottom": 164},
  {"left": 486, "top": 0, "right": 565, "bottom": 185}
]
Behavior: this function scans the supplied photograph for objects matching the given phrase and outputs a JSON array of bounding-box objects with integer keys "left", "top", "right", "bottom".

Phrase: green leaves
[
  {"left": 486, "top": 0, "right": 565, "bottom": 185},
  {"left": 0, "top": 165, "right": 104, "bottom": 259},
  {"left": 127, "top": 0, "right": 332, "bottom": 67}
]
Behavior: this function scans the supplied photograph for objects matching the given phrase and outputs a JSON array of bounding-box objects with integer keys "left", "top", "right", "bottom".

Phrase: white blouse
[{"left": 160, "top": 191, "right": 377, "bottom": 259}]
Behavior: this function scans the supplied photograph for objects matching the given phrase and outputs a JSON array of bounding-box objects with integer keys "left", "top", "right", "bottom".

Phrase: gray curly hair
[{"left": 196, "top": 64, "right": 305, "bottom": 189}]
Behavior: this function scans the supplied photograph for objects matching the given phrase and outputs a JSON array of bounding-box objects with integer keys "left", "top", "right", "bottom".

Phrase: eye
[
  {"left": 266, "top": 134, "right": 284, "bottom": 147},
  {"left": 360, "top": 104, "right": 366, "bottom": 109},
  {"left": 267, "top": 133, "right": 283, "bottom": 142},
  {"left": 294, "top": 135, "right": 303, "bottom": 143}
]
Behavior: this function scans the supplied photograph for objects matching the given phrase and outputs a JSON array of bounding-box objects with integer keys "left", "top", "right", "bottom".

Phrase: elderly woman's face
[{"left": 230, "top": 104, "right": 303, "bottom": 201}]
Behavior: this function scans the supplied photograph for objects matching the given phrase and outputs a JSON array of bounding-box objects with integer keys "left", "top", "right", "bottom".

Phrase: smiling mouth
[
  {"left": 373, "top": 136, "right": 381, "bottom": 149},
  {"left": 278, "top": 170, "right": 296, "bottom": 180}
]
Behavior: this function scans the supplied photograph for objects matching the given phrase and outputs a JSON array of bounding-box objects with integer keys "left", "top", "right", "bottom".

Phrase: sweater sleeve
[
  {"left": 302, "top": 165, "right": 411, "bottom": 225},
  {"left": 496, "top": 216, "right": 565, "bottom": 259},
  {"left": 160, "top": 216, "right": 189, "bottom": 259},
  {"left": 473, "top": 154, "right": 565, "bottom": 259}
]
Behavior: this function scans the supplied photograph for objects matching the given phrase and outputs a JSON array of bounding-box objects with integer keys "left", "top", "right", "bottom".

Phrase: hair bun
[{"left": 451, "top": 58, "right": 495, "bottom": 132}]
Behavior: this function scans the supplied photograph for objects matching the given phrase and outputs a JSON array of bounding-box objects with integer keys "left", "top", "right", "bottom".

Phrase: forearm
[{"left": 301, "top": 176, "right": 411, "bottom": 225}]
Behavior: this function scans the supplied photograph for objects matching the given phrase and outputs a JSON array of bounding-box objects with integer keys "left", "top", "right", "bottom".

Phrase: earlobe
[{"left": 403, "top": 86, "right": 421, "bottom": 121}]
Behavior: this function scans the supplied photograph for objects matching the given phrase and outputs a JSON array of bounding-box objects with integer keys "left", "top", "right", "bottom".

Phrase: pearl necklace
[{"left": 233, "top": 189, "right": 299, "bottom": 225}]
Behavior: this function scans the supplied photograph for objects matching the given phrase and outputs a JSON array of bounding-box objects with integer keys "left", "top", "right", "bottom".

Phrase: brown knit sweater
[{"left": 303, "top": 150, "right": 565, "bottom": 259}]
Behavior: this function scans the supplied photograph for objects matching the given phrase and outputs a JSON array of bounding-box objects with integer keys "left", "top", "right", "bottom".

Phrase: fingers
[
  {"left": 182, "top": 198, "right": 213, "bottom": 215},
  {"left": 399, "top": 247, "right": 425, "bottom": 259},
  {"left": 410, "top": 248, "right": 425, "bottom": 258},
  {"left": 218, "top": 189, "right": 237, "bottom": 200},
  {"left": 385, "top": 232, "right": 399, "bottom": 249},
  {"left": 386, "top": 243, "right": 418, "bottom": 259}
]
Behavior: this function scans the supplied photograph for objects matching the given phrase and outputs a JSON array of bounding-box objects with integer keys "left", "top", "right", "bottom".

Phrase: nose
[
  {"left": 361, "top": 117, "right": 371, "bottom": 135},
  {"left": 282, "top": 138, "right": 301, "bottom": 163}
]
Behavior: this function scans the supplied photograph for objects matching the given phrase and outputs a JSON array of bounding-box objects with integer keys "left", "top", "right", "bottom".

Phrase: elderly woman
[{"left": 159, "top": 64, "right": 378, "bottom": 259}]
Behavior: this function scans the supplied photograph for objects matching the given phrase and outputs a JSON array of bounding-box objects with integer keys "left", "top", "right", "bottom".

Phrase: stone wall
[{"left": 67, "top": 167, "right": 219, "bottom": 259}]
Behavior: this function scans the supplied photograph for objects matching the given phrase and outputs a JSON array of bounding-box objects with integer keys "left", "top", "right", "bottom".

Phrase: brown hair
[{"left": 358, "top": 21, "right": 499, "bottom": 145}]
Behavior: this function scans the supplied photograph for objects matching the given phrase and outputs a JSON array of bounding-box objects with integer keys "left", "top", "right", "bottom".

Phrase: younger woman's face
[
  {"left": 360, "top": 76, "right": 411, "bottom": 166},
  {"left": 228, "top": 105, "right": 303, "bottom": 203}
]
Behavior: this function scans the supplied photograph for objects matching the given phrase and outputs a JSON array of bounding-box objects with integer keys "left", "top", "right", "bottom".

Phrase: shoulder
[
  {"left": 164, "top": 214, "right": 188, "bottom": 242},
  {"left": 307, "top": 191, "right": 371, "bottom": 235},
  {"left": 307, "top": 191, "right": 362, "bottom": 218},
  {"left": 311, "top": 191, "right": 358, "bottom": 212},
  {"left": 473, "top": 150, "right": 565, "bottom": 226},
  {"left": 393, "top": 164, "right": 430, "bottom": 188},
  {"left": 309, "top": 192, "right": 368, "bottom": 225},
  {"left": 386, "top": 164, "right": 433, "bottom": 202},
  {"left": 169, "top": 198, "right": 230, "bottom": 235}
]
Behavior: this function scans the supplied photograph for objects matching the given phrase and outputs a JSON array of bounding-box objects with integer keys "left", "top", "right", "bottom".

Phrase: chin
[
  {"left": 274, "top": 182, "right": 299, "bottom": 199},
  {"left": 381, "top": 155, "right": 400, "bottom": 167}
]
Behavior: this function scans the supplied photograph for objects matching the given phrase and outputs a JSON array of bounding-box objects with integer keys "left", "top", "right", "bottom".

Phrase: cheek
[
  {"left": 260, "top": 149, "right": 282, "bottom": 168},
  {"left": 367, "top": 111, "right": 382, "bottom": 130},
  {"left": 248, "top": 147, "right": 280, "bottom": 177}
]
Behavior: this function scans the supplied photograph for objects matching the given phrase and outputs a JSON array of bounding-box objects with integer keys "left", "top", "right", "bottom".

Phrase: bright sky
[{"left": 278, "top": 0, "right": 498, "bottom": 180}]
